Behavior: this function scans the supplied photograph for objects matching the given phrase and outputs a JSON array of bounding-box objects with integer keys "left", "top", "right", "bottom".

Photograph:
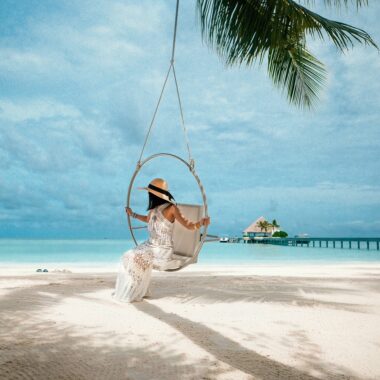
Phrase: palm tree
[
  {"left": 257, "top": 220, "right": 271, "bottom": 235},
  {"left": 257, "top": 220, "right": 266, "bottom": 233},
  {"left": 196, "top": 0, "right": 377, "bottom": 109},
  {"left": 271, "top": 219, "right": 280, "bottom": 233}
]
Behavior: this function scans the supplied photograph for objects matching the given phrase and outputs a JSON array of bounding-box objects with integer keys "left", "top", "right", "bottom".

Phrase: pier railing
[{"left": 224, "top": 237, "right": 380, "bottom": 250}]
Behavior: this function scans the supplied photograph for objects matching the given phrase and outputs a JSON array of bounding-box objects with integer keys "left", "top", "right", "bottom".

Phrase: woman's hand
[
  {"left": 201, "top": 216, "right": 211, "bottom": 226},
  {"left": 125, "top": 207, "right": 149, "bottom": 223}
]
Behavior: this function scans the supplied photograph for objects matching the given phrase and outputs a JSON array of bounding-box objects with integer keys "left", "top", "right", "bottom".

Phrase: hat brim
[{"left": 137, "top": 187, "right": 176, "bottom": 204}]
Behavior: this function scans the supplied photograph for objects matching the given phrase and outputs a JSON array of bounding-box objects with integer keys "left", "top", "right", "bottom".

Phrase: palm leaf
[
  {"left": 300, "top": 0, "right": 369, "bottom": 9},
  {"left": 288, "top": 1, "right": 377, "bottom": 51},
  {"left": 196, "top": 0, "right": 377, "bottom": 108},
  {"left": 268, "top": 43, "right": 326, "bottom": 109}
]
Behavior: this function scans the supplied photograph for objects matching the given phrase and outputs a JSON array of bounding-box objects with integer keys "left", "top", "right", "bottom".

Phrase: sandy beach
[{"left": 1, "top": 264, "right": 380, "bottom": 380}]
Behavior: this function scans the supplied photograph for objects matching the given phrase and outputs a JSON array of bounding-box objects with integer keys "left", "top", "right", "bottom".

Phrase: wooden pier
[{"left": 221, "top": 237, "right": 380, "bottom": 250}]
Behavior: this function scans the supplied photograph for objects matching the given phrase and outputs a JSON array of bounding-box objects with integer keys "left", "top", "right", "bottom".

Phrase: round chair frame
[{"left": 126, "top": 153, "right": 209, "bottom": 270}]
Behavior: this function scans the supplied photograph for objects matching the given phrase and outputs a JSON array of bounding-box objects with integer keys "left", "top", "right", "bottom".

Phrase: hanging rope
[
  {"left": 171, "top": 0, "right": 180, "bottom": 64},
  {"left": 137, "top": 0, "right": 193, "bottom": 167},
  {"left": 138, "top": 64, "right": 172, "bottom": 164},
  {"left": 172, "top": 64, "right": 193, "bottom": 168}
]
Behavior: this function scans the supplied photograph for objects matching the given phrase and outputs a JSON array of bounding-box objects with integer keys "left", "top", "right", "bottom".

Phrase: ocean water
[{"left": 0, "top": 239, "right": 379, "bottom": 269}]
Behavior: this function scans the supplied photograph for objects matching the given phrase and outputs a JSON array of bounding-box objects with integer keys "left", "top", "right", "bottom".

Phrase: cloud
[
  {"left": 1, "top": 0, "right": 379, "bottom": 238},
  {"left": 0, "top": 48, "right": 54, "bottom": 72},
  {"left": 0, "top": 97, "right": 126, "bottom": 174},
  {"left": 0, "top": 98, "right": 81, "bottom": 122},
  {"left": 214, "top": 182, "right": 380, "bottom": 207}
]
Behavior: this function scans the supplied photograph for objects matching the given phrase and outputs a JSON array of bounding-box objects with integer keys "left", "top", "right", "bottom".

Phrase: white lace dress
[{"left": 113, "top": 203, "right": 175, "bottom": 302}]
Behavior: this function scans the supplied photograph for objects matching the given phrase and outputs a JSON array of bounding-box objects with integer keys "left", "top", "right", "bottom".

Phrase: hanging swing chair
[{"left": 125, "top": 0, "right": 217, "bottom": 272}]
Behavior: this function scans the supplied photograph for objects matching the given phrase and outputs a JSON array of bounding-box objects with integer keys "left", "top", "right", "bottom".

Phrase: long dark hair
[{"left": 147, "top": 192, "right": 172, "bottom": 211}]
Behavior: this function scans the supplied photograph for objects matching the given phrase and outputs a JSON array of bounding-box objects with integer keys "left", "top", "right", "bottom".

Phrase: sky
[{"left": 1, "top": 0, "right": 380, "bottom": 239}]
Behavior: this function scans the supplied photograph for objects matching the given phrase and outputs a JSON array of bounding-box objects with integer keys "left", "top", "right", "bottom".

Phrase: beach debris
[
  {"left": 43, "top": 269, "right": 48, "bottom": 273},
  {"left": 52, "top": 269, "right": 72, "bottom": 273},
  {"left": 36, "top": 269, "right": 42, "bottom": 272}
]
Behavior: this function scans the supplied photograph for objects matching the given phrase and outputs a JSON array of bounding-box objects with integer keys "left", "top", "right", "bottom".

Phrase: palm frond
[
  {"left": 197, "top": 0, "right": 275, "bottom": 65},
  {"left": 196, "top": 0, "right": 377, "bottom": 108},
  {"left": 288, "top": 1, "right": 378, "bottom": 51},
  {"left": 299, "top": 0, "right": 369, "bottom": 9},
  {"left": 268, "top": 43, "right": 326, "bottom": 109}
]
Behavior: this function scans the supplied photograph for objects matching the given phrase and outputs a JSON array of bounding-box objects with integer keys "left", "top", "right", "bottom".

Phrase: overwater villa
[{"left": 243, "top": 216, "right": 280, "bottom": 240}]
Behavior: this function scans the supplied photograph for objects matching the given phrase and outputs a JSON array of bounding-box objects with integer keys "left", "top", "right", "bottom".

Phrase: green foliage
[
  {"left": 300, "top": 1, "right": 369, "bottom": 8},
  {"left": 273, "top": 230, "right": 288, "bottom": 238},
  {"left": 257, "top": 220, "right": 271, "bottom": 233},
  {"left": 196, "top": 0, "right": 377, "bottom": 109}
]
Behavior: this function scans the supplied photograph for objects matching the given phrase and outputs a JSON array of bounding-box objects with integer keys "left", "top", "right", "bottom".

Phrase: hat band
[{"left": 148, "top": 184, "right": 175, "bottom": 200}]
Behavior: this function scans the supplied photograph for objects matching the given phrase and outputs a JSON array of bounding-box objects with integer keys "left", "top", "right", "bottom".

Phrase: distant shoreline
[{"left": 2, "top": 262, "right": 380, "bottom": 277}]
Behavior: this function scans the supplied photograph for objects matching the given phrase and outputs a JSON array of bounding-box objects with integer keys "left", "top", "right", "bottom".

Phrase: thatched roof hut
[
  {"left": 243, "top": 216, "right": 267, "bottom": 233},
  {"left": 243, "top": 216, "right": 280, "bottom": 237}
]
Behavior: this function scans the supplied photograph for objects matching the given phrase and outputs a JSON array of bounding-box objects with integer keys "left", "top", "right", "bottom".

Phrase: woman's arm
[
  {"left": 172, "top": 205, "right": 210, "bottom": 231},
  {"left": 125, "top": 207, "right": 150, "bottom": 223}
]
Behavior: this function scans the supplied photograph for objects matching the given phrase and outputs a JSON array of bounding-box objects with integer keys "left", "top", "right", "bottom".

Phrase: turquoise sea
[{"left": 1, "top": 239, "right": 380, "bottom": 269}]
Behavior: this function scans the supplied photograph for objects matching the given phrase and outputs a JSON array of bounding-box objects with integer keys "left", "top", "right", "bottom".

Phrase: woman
[{"left": 113, "top": 178, "right": 210, "bottom": 303}]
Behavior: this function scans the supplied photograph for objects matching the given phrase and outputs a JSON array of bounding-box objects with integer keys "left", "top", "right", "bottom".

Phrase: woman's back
[{"left": 147, "top": 203, "right": 174, "bottom": 249}]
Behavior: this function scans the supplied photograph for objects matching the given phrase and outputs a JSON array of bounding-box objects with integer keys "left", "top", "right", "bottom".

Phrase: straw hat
[{"left": 138, "top": 178, "right": 176, "bottom": 204}]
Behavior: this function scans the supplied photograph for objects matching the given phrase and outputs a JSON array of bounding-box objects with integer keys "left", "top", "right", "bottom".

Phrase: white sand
[{"left": 1, "top": 264, "right": 380, "bottom": 379}]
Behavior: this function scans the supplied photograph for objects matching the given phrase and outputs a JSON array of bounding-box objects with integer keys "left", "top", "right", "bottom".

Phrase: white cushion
[{"left": 172, "top": 203, "right": 204, "bottom": 260}]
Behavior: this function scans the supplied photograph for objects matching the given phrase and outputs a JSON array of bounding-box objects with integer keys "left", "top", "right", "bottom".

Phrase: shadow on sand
[{"left": 0, "top": 272, "right": 374, "bottom": 379}]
